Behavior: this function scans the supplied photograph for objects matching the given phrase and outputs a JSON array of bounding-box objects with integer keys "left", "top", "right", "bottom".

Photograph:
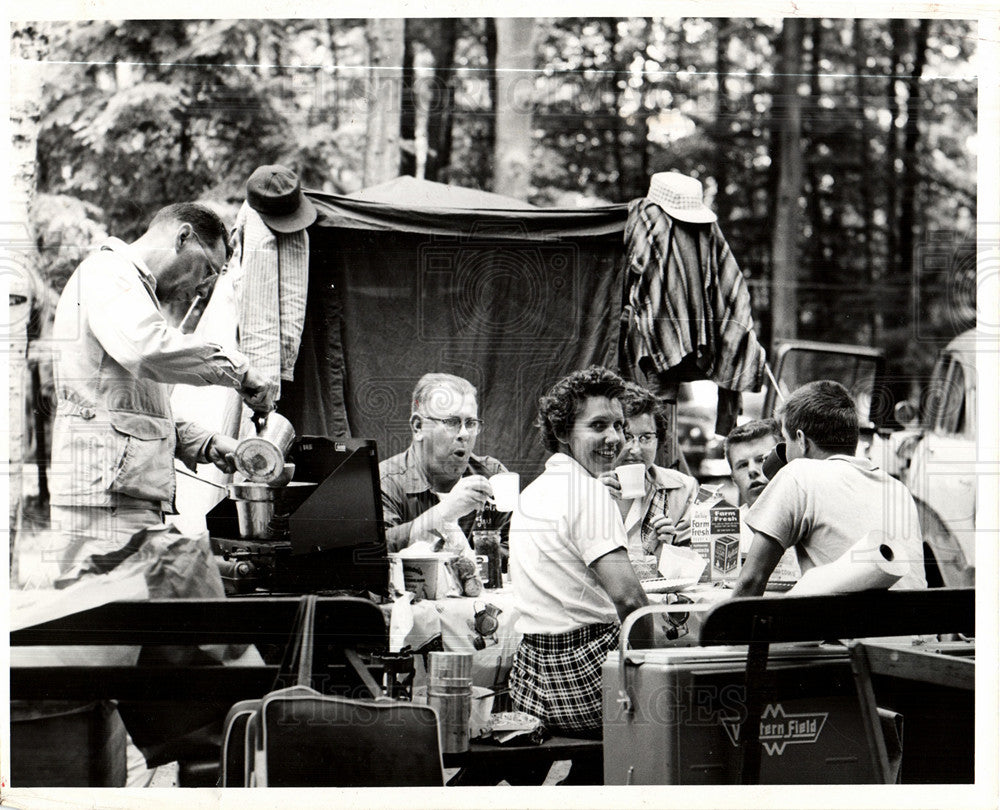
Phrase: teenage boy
[{"left": 732, "top": 381, "right": 926, "bottom": 596}]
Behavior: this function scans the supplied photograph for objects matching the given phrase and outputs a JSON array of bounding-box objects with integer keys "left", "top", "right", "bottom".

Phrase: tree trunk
[
  {"left": 853, "top": 19, "right": 878, "bottom": 343},
  {"left": 635, "top": 32, "right": 651, "bottom": 196},
  {"left": 886, "top": 19, "right": 905, "bottom": 277},
  {"left": 493, "top": 18, "right": 537, "bottom": 200},
  {"left": 326, "top": 19, "right": 340, "bottom": 129},
  {"left": 363, "top": 19, "right": 404, "bottom": 187},
  {"left": 713, "top": 17, "right": 731, "bottom": 224},
  {"left": 255, "top": 22, "right": 282, "bottom": 79},
  {"left": 424, "top": 19, "right": 458, "bottom": 182},
  {"left": 399, "top": 19, "right": 417, "bottom": 177},
  {"left": 898, "top": 19, "right": 931, "bottom": 388},
  {"left": 484, "top": 18, "right": 498, "bottom": 190},
  {"left": 898, "top": 19, "right": 929, "bottom": 294},
  {"left": 603, "top": 18, "right": 627, "bottom": 199},
  {"left": 804, "top": 20, "right": 824, "bottom": 277},
  {"left": 769, "top": 18, "right": 804, "bottom": 348},
  {"left": 9, "top": 23, "right": 49, "bottom": 578}
]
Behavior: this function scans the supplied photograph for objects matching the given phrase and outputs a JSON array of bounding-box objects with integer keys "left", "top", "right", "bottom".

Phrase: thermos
[{"left": 427, "top": 651, "right": 473, "bottom": 753}]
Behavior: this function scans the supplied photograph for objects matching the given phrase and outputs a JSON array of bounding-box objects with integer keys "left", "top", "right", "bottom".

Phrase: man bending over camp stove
[{"left": 48, "top": 202, "right": 274, "bottom": 588}]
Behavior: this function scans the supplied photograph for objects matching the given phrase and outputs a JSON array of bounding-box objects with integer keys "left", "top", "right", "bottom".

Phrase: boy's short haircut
[
  {"left": 780, "top": 380, "right": 859, "bottom": 454},
  {"left": 724, "top": 418, "right": 782, "bottom": 465}
]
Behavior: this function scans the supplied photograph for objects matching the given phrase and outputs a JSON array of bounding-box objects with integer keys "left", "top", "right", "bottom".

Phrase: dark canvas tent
[{"left": 279, "top": 176, "right": 630, "bottom": 480}]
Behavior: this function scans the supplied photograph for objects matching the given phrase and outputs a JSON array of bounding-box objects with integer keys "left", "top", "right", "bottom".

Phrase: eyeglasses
[
  {"left": 421, "top": 415, "right": 485, "bottom": 434},
  {"left": 189, "top": 231, "right": 223, "bottom": 279},
  {"left": 663, "top": 593, "right": 693, "bottom": 641},
  {"left": 623, "top": 432, "right": 657, "bottom": 447},
  {"left": 186, "top": 231, "right": 225, "bottom": 298}
]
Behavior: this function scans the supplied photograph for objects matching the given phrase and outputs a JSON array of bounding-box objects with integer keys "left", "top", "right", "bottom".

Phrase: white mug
[
  {"left": 615, "top": 463, "right": 646, "bottom": 500},
  {"left": 489, "top": 472, "right": 520, "bottom": 512}
]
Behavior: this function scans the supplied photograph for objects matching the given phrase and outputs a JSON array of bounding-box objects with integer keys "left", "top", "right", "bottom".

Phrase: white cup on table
[{"left": 615, "top": 463, "right": 646, "bottom": 500}]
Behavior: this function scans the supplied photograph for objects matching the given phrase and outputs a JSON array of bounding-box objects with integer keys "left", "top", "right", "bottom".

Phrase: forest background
[{"left": 6, "top": 16, "right": 979, "bottom": 501}]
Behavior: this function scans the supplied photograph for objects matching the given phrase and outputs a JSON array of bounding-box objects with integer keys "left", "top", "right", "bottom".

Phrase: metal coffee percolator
[{"left": 233, "top": 411, "right": 296, "bottom": 484}]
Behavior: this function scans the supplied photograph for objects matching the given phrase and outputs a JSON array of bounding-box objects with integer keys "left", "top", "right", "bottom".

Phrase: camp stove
[{"left": 208, "top": 436, "right": 389, "bottom": 596}]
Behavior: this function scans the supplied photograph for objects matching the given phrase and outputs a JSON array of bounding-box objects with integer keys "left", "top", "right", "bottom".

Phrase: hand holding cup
[
  {"left": 438, "top": 475, "right": 492, "bottom": 522},
  {"left": 599, "top": 471, "right": 622, "bottom": 499}
]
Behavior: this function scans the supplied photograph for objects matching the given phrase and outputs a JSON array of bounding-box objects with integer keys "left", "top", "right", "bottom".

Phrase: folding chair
[
  {"left": 257, "top": 693, "right": 444, "bottom": 787},
  {"left": 220, "top": 700, "right": 259, "bottom": 787}
]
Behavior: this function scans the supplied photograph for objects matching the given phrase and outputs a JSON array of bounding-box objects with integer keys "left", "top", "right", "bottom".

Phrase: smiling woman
[
  {"left": 565, "top": 396, "right": 625, "bottom": 477},
  {"left": 508, "top": 366, "right": 653, "bottom": 758}
]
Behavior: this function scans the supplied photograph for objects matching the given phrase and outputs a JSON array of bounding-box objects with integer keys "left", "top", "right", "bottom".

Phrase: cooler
[{"left": 603, "top": 642, "right": 898, "bottom": 785}]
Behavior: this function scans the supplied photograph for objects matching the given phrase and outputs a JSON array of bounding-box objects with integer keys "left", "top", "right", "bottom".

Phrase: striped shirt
[{"left": 622, "top": 199, "right": 766, "bottom": 391}]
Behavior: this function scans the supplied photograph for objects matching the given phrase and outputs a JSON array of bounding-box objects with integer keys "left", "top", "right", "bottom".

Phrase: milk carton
[{"left": 690, "top": 486, "right": 742, "bottom": 582}]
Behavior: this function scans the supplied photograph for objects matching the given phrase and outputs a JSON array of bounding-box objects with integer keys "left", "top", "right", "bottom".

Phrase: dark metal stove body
[{"left": 208, "top": 436, "right": 388, "bottom": 596}]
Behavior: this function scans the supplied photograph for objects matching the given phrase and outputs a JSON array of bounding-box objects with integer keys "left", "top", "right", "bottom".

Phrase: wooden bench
[{"left": 10, "top": 596, "right": 388, "bottom": 786}]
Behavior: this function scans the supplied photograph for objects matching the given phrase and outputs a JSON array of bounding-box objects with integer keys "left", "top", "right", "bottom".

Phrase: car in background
[
  {"left": 884, "top": 329, "right": 978, "bottom": 587},
  {"left": 676, "top": 380, "right": 729, "bottom": 479},
  {"left": 677, "top": 341, "right": 887, "bottom": 483}
]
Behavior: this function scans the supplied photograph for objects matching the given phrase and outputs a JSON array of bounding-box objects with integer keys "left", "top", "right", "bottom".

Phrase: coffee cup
[
  {"left": 762, "top": 442, "right": 788, "bottom": 480},
  {"left": 615, "top": 463, "right": 647, "bottom": 500},
  {"left": 489, "top": 472, "right": 520, "bottom": 512}
]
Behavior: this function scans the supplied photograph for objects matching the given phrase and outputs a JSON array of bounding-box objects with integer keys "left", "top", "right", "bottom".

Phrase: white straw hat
[{"left": 645, "top": 172, "right": 717, "bottom": 224}]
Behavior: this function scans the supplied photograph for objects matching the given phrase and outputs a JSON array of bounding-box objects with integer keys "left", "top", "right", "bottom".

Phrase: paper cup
[
  {"left": 615, "top": 463, "right": 647, "bottom": 500},
  {"left": 489, "top": 472, "right": 520, "bottom": 512},
  {"left": 762, "top": 442, "right": 788, "bottom": 479}
]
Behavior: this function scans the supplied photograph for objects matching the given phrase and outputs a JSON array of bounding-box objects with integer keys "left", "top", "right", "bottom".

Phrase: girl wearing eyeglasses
[{"left": 599, "top": 383, "right": 699, "bottom": 579}]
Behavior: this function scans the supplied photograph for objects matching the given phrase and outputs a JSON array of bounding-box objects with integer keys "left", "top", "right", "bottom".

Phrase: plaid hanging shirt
[{"left": 622, "top": 199, "right": 766, "bottom": 391}]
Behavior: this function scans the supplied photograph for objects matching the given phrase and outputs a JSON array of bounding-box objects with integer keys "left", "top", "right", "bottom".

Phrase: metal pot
[
  {"left": 234, "top": 412, "right": 297, "bottom": 483},
  {"left": 228, "top": 480, "right": 312, "bottom": 540}
]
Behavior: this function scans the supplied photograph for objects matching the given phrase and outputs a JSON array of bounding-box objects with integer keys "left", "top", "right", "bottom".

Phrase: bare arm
[
  {"left": 590, "top": 548, "right": 653, "bottom": 649},
  {"left": 731, "top": 532, "right": 786, "bottom": 597}
]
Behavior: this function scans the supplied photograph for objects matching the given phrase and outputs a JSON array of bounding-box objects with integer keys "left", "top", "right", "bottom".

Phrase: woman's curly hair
[
  {"left": 536, "top": 366, "right": 627, "bottom": 453},
  {"left": 619, "top": 382, "right": 668, "bottom": 444}
]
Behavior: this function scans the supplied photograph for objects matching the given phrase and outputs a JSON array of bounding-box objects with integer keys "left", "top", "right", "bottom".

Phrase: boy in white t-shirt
[{"left": 732, "top": 381, "right": 926, "bottom": 597}]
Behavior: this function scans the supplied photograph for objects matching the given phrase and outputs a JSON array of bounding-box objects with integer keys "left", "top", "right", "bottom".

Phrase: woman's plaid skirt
[{"left": 509, "top": 623, "right": 620, "bottom": 734}]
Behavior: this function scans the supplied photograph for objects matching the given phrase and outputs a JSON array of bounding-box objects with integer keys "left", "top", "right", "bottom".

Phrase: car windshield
[{"left": 771, "top": 348, "right": 880, "bottom": 426}]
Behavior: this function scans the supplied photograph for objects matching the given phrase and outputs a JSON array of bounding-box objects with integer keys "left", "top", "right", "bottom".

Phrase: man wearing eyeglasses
[
  {"left": 47, "top": 202, "right": 274, "bottom": 587},
  {"left": 380, "top": 373, "right": 510, "bottom": 553}
]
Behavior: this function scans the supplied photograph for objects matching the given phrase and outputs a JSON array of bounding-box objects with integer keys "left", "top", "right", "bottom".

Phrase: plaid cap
[{"left": 645, "top": 171, "right": 717, "bottom": 224}]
